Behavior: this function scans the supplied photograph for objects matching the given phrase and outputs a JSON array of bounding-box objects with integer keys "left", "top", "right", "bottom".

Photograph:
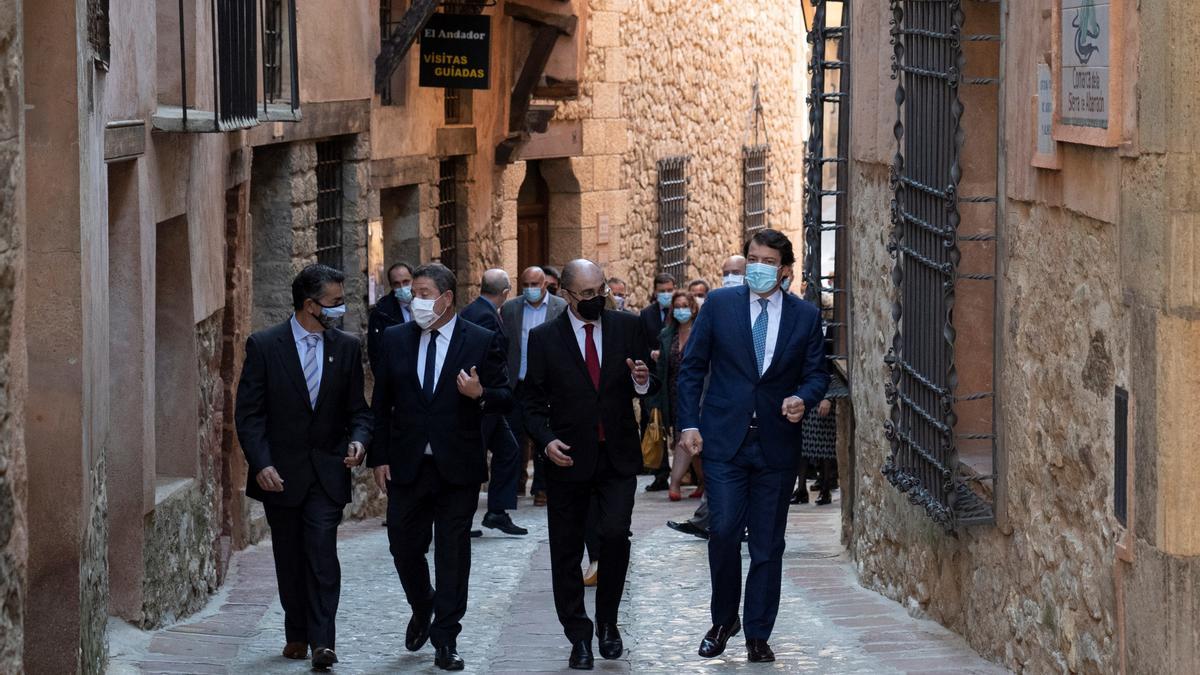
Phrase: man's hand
[
  {"left": 680, "top": 429, "right": 703, "bottom": 457},
  {"left": 256, "top": 466, "right": 285, "bottom": 492},
  {"left": 626, "top": 358, "right": 650, "bottom": 386},
  {"left": 373, "top": 464, "right": 391, "bottom": 494},
  {"left": 818, "top": 399, "right": 832, "bottom": 417},
  {"left": 345, "top": 441, "right": 365, "bottom": 467},
  {"left": 456, "top": 366, "right": 483, "bottom": 399},
  {"left": 650, "top": 349, "right": 661, "bottom": 362},
  {"left": 782, "top": 396, "right": 806, "bottom": 423},
  {"left": 545, "top": 439, "right": 574, "bottom": 467}
]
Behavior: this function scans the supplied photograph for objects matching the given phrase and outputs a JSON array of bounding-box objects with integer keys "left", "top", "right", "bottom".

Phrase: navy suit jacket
[
  {"left": 676, "top": 285, "right": 829, "bottom": 469},
  {"left": 459, "top": 296, "right": 505, "bottom": 349},
  {"left": 367, "top": 318, "right": 512, "bottom": 485}
]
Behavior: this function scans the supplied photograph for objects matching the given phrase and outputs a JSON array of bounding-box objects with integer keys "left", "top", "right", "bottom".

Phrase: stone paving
[{"left": 109, "top": 478, "right": 1008, "bottom": 674}]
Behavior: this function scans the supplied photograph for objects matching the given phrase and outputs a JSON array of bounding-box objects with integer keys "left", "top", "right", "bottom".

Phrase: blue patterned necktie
[
  {"left": 302, "top": 333, "right": 321, "bottom": 408},
  {"left": 752, "top": 298, "right": 769, "bottom": 375}
]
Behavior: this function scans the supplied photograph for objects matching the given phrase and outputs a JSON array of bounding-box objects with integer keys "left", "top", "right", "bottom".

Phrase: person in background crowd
[
  {"left": 687, "top": 279, "right": 710, "bottom": 306},
  {"left": 676, "top": 230, "right": 829, "bottom": 663},
  {"left": 641, "top": 272, "right": 676, "bottom": 492},
  {"left": 369, "top": 263, "right": 512, "bottom": 672},
  {"left": 794, "top": 365, "right": 847, "bottom": 506},
  {"left": 501, "top": 266, "right": 568, "bottom": 506},
  {"left": 542, "top": 265, "right": 562, "bottom": 297},
  {"left": 234, "top": 264, "right": 372, "bottom": 670},
  {"left": 368, "top": 262, "right": 414, "bottom": 376},
  {"left": 649, "top": 290, "right": 704, "bottom": 501},
  {"left": 720, "top": 255, "right": 747, "bottom": 288},
  {"left": 522, "top": 259, "right": 658, "bottom": 670},
  {"left": 780, "top": 273, "right": 796, "bottom": 295},
  {"left": 459, "top": 269, "right": 528, "bottom": 536},
  {"left": 608, "top": 277, "right": 634, "bottom": 312}
]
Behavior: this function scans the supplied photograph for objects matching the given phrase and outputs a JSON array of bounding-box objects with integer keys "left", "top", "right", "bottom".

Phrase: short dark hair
[
  {"left": 387, "top": 262, "right": 413, "bottom": 279},
  {"left": 687, "top": 279, "right": 710, "bottom": 292},
  {"left": 413, "top": 262, "right": 457, "bottom": 295},
  {"left": 653, "top": 272, "right": 676, "bottom": 288},
  {"left": 607, "top": 277, "right": 626, "bottom": 287},
  {"left": 292, "top": 264, "right": 346, "bottom": 311},
  {"left": 743, "top": 229, "right": 796, "bottom": 267},
  {"left": 541, "top": 265, "right": 561, "bottom": 281}
]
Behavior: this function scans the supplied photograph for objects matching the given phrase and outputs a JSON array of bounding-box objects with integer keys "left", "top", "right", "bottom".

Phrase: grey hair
[
  {"left": 413, "top": 262, "right": 457, "bottom": 295},
  {"left": 480, "top": 268, "right": 510, "bottom": 295}
]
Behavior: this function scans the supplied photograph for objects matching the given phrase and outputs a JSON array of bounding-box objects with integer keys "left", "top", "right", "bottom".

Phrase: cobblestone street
[{"left": 110, "top": 478, "right": 1007, "bottom": 674}]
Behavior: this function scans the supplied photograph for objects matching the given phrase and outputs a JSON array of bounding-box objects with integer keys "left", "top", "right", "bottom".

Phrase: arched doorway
[{"left": 518, "top": 160, "right": 549, "bottom": 271}]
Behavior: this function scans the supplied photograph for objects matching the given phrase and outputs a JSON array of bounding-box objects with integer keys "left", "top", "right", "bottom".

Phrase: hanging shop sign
[{"left": 419, "top": 13, "right": 491, "bottom": 90}]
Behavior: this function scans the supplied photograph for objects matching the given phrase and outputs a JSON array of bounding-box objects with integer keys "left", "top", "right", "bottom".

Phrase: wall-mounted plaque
[{"left": 1053, "top": 0, "right": 1125, "bottom": 147}]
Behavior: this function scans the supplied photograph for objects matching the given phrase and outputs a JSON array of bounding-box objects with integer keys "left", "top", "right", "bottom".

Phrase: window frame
[{"left": 656, "top": 156, "right": 690, "bottom": 282}]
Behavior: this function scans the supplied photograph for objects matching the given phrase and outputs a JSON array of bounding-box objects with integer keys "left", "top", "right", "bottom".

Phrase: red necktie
[{"left": 584, "top": 323, "right": 605, "bottom": 441}]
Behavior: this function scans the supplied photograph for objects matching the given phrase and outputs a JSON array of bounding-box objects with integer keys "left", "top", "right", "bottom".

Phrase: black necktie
[{"left": 423, "top": 329, "right": 439, "bottom": 400}]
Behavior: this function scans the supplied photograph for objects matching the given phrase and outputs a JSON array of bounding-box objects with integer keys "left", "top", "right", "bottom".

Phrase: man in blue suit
[{"left": 676, "top": 229, "right": 829, "bottom": 663}]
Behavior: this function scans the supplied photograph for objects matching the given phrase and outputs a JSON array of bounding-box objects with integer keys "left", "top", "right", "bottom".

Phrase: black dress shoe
[
  {"left": 667, "top": 520, "right": 709, "bottom": 540},
  {"left": 311, "top": 647, "right": 338, "bottom": 669},
  {"left": 645, "top": 475, "right": 670, "bottom": 492},
  {"left": 747, "top": 638, "right": 775, "bottom": 662},
  {"left": 434, "top": 645, "right": 465, "bottom": 671},
  {"left": 789, "top": 488, "right": 809, "bottom": 505},
  {"left": 597, "top": 623, "right": 623, "bottom": 659},
  {"left": 470, "top": 529, "right": 483, "bottom": 538},
  {"left": 698, "top": 619, "right": 741, "bottom": 658},
  {"left": 816, "top": 491, "right": 833, "bottom": 506},
  {"left": 405, "top": 608, "right": 432, "bottom": 651},
  {"left": 569, "top": 640, "right": 594, "bottom": 670},
  {"left": 482, "top": 511, "right": 529, "bottom": 535}
]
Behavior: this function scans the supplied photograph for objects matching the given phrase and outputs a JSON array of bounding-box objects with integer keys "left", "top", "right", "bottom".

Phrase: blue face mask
[
  {"left": 524, "top": 287, "right": 544, "bottom": 304},
  {"left": 394, "top": 285, "right": 412, "bottom": 303},
  {"left": 780, "top": 277, "right": 792, "bottom": 293},
  {"left": 656, "top": 292, "right": 673, "bottom": 308},
  {"left": 673, "top": 308, "right": 693, "bottom": 324},
  {"left": 745, "top": 262, "right": 780, "bottom": 294}
]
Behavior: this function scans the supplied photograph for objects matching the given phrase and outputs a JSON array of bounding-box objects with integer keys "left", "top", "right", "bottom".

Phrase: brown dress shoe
[
  {"left": 533, "top": 490, "right": 548, "bottom": 506},
  {"left": 282, "top": 642, "right": 308, "bottom": 659}
]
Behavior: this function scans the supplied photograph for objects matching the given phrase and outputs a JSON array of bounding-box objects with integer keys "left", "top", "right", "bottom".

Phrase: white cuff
[{"left": 633, "top": 376, "right": 650, "bottom": 395}]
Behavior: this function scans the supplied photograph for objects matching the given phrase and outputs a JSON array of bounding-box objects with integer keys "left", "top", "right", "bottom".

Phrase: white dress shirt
[
  {"left": 519, "top": 299, "right": 549, "bottom": 380},
  {"left": 750, "top": 289, "right": 784, "bottom": 373},
  {"left": 417, "top": 314, "right": 457, "bottom": 454},
  {"left": 290, "top": 314, "right": 324, "bottom": 388},
  {"left": 566, "top": 311, "right": 650, "bottom": 394}
]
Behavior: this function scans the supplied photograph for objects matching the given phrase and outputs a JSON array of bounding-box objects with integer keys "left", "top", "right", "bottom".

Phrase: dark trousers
[
  {"left": 386, "top": 457, "right": 481, "bottom": 649},
  {"left": 484, "top": 415, "right": 520, "bottom": 513},
  {"left": 262, "top": 482, "right": 344, "bottom": 649},
  {"left": 704, "top": 432, "right": 795, "bottom": 640},
  {"left": 509, "top": 382, "right": 545, "bottom": 492},
  {"left": 546, "top": 448, "right": 636, "bottom": 643}
]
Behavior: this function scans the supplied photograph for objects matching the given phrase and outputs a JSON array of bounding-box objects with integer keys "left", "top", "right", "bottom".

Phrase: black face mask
[{"left": 576, "top": 295, "right": 606, "bottom": 321}]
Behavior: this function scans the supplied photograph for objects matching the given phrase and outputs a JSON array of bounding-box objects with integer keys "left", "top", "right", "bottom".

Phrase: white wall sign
[{"left": 1060, "top": 0, "right": 1110, "bottom": 130}]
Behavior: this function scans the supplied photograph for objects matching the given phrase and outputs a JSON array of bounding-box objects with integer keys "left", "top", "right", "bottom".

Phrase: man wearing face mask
[
  {"left": 542, "top": 265, "right": 562, "bottom": 297},
  {"left": 234, "top": 264, "right": 373, "bottom": 670},
  {"left": 501, "top": 266, "right": 568, "bottom": 506},
  {"left": 687, "top": 279, "right": 710, "bottom": 306},
  {"left": 676, "top": 229, "right": 829, "bottom": 664},
  {"left": 607, "top": 277, "right": 634, "bottom": 313},
  {"left": 369, "top": 263, "right": 512, "bottom": 671},
  {"left": 721, "top": 254, "right": 747, "bottom": 288},
  {"left": 640, "top": 272, "right": 676, "bottom": 492},
  {"left": 368, "top": 262, "right": 414, "bottom": 376},
  {"left": 522, "top": 259, "right": 658, "bottom": 670}
]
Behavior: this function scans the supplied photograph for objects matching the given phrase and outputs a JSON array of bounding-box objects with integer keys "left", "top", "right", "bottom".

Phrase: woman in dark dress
[
  {"left": 650, "top": 290, "right": 703, "bottom": 501},
  {"left": 795, "top": 368, "right": 848, "bottom": 505}
]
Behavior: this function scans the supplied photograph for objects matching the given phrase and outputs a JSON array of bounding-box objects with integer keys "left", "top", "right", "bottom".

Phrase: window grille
[
  {"left": 742, "top": 145, "right": 769, "bottom": 238},
  {"left": 883, "top": 0, "right": 1001, "bottom": 532},
  {"left": 215, "top": 0, "right": 258, "bottom": 129},
  {"left": 88, "top": 0, "right": 110, "bottom": 68},
  {"left": 263, "top": 0, "right": 284, "bottom": 102},
  {"left": 379, "top": 0, "right": 410, "bottom": 106},
  {"left": 315, "top": 141, "right": 344, "bottom": 269},
  {"left": 656, "top": 156, "right": 689, "bottom": 281},
  {"left": 437, "top": 159, "right": 460, "bottom": 274},
  {"left": 445, "top": 89, "right": 463, "bottom": 124}
]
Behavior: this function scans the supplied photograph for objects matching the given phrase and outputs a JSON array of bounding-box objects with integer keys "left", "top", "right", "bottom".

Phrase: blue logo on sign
[{"left": 1071, "top": 0, "right": 1101, "bottom": 65}]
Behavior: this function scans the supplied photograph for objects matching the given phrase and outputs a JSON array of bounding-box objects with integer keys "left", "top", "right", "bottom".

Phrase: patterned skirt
[{"left": 800, "top": 408, "right": 838, "bottom": 461}]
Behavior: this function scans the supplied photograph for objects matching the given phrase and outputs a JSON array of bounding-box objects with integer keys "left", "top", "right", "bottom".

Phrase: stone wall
[
  {"left": 250, "top": 143, "right": 318, "bottom": 331},
  {"left": 565, "top": 0, "right": 806, "bottom": 303},
  {"left": 0, "top": 0, "right": 25, "bottom": 671}
]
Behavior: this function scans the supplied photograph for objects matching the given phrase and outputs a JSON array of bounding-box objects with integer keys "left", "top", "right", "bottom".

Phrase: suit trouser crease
[
  {"left": 509, "top": 384, "right": 546, "bottom": 492},
  {"left": 386, "top": 459, "right": 480, "bottom": 648},
  {"left": 704, "top": 434, "right": 795, "bottom": 640},
  {"left": 546, "top": 469, "right": 635, "bottom": 643},
  {"left": 263, "top": 482, "right": 344, "bottom": 648},
  {"left": 485, "top": 416, "right": 521, "bottom": 513}
]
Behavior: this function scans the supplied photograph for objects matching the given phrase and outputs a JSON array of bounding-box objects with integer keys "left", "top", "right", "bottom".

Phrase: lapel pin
[{"left": 328, "top": 356, "right": 334, "bottom": 363}]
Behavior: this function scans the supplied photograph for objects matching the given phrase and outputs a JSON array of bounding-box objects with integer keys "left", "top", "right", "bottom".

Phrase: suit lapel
[
  {"left": 275, "top": 322, "right": 314, "bottom": 410},
  {"left": 433, "top": 319, "right": 468, "bottom": 401},
  {"left": 312, "top": 329, "right": 338, "bottom": 412},
  {"left": 736, "top": 286, "right": 763, "bottom": 379},
  {"left": 556, "top": 312, "right": 594, "bottom": 389},
  {"left": 599, "top": 311, "right": 620, "bottom": 387},
  {"left": 761, "top": 295, "right": 799, "bottom": 380}
]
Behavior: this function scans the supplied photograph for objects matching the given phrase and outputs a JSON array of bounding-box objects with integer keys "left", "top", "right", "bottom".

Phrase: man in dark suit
[
  {"left": 640, "top": 272, "right": 676, "bottom": 492},
  {"left": 677, "top": 230, "right": 829, "bottom": 663},
  {"left": 369, "top": 262, "right": 512, "bottom": 672},
  {"left": 523, "top": 259, "right": 658, "bottom": 670},
  {"left": 234, "top": 264, "right": 372, "bottom": 670},
  {"left": 458, "top": 269, "right": 527, "bottom": 536},
  {"left": 500, "top": 266, "right": 568, "bottom": 505},
  {"left": 368, "top": 262, "right": 414, "bottom": 375}
]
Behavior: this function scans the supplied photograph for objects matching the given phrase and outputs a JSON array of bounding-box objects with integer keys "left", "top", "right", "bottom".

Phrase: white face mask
[
  {"left": 411, "top": 295, "right": 445, "bottom": 330},
  {"left": 722, "top": 274, "right": 745, "bottom": 288}
]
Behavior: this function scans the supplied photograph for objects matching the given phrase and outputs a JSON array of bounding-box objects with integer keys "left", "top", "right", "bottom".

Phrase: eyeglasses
[{"left": 564, "top": 285, "right": 610, "bottom": 301}]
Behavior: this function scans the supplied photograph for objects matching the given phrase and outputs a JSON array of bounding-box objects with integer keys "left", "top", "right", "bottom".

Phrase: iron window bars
[
  {"left": 656, "top": 157, "right": 691, "bottom": 282},
  {"left": 437, "top": 159, "right": 461, "bottom": 274},
  {"left": 379, "top": 0, "right": 409, "bottom": 105},
  {"left": 315, "top": 141, "right": 345, "bottom": 270},
  {"left": 884, "top": 0, "right": 999, "bottom": 532},
  {"left": 742, "top": 145, "right": 770, "bottom": 239},
  {"left": 802, "top": 0, "right": 851, "bottom": 367}
]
